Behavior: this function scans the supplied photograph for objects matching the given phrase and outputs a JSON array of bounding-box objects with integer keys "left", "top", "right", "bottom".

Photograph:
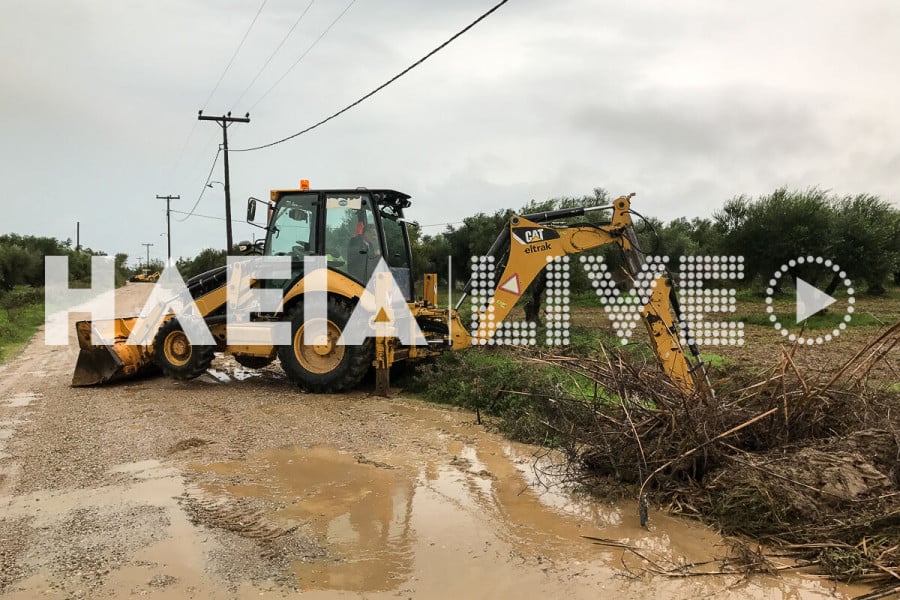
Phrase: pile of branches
[{"left": 519, "top": 323, "right": 900, "bottom": 585}]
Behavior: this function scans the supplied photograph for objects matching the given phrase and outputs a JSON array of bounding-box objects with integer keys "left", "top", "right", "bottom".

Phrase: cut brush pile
[{"left": 520, "top": 322, "right": 900, "bottom": 586}]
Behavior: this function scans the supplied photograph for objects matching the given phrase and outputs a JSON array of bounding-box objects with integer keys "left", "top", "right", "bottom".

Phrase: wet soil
[{"left": 0, "top": 283, "right": 872, "bottom": 598}]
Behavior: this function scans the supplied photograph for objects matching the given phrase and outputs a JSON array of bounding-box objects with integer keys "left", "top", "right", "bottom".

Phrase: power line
[
  {"left": 175, "top": 147, "right": 222, "bottom": 223},
  {"left": 247, "top": 0, "right": 357, "bottom": 113},
  {"left": 166, "top": 118, "right": 200, "bottom": 181},
  {"left": 418, "top": 220, "right": 464, "bottom": 229},
  {"left": 232, "top": 0, "right": 317, "bottom": 111},
  {"left": 170, "top": 209, "right": 247, "bottom": 224},
  {"left": 201, "top": 0, "right": 269, "bottom": 111},
  {"left": 234, "top": 0, "right": 510, "bottom": 153}
]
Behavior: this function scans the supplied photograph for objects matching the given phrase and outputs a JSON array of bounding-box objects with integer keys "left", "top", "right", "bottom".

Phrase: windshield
[{"left": 267, "top": 193, "right": 317, "bottom": 257}]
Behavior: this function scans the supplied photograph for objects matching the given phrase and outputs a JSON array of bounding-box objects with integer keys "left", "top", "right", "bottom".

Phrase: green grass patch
[
  {"left": 699, "top": 352, "right": 732, "bottom": 369},
  {"left": 566, "top": 325, "right": 655, "bottom": 362},
  {"left": 404, "top": 346, "right": 618, "bottom": 444},
  {"left": 734, "top": 311, "right": 881, "bottom": 329},
  {"left": 0, "top": 287, "right": 45, "bottom": 364},
  {"left": 733, "top": 288, "right": 775, "bottom": 302}
]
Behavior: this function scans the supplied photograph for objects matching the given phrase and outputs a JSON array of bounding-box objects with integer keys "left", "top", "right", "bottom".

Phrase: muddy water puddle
[{"left": 191, "top": 410, "right": 858, "bottom": 599}]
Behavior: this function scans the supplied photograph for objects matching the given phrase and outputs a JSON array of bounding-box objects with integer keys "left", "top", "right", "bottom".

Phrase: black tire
[
  {"left": 152, "top": 318, "right": 215, "bottom": 380},
  {"left": 233, "top": 355, "right": 274, "bottom": 370},
  {"left": 277, "top": 297, "right": 373, "bottom": 393}
]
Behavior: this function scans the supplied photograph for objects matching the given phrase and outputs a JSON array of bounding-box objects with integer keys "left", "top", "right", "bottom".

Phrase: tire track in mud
[
  {"left": 177, "top": 484, "right": 325, "bottom": 590},
  {"left": 180, "top": 486, "right": 298, "bottom": 540}
]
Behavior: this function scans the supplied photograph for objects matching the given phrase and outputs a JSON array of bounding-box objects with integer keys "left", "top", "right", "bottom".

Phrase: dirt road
[{"left": 0, "top": 284, "right": 865, "bottom": 599}]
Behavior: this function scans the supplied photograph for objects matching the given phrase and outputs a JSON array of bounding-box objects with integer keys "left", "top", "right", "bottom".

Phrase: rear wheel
[
  {"left": 278, "top": 298, "right": 373, "bottom": 393},
  {"left": 152, "top": 319, "right": 215, "bottom": 380}
]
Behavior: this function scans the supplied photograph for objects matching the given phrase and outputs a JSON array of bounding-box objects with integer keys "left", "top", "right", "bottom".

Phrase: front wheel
[
  {"left": 152, "top": 318, "right": 215, "bottom": 380},
  {"left": 277, "top": 298, "right": 373, "bottom": 393}
]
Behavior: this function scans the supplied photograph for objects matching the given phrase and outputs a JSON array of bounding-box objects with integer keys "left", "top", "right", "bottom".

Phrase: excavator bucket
[{"left": 71, "top": 318, "right": 157, "bottom": 386}]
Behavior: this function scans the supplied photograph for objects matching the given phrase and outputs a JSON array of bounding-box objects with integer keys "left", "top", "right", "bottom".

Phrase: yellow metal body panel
[
  {"left": 282, "top": 270, "right": 364, "bottom": 307},
  {"left": 423, "top": 273, "right": 438, "bottom": 306},
  {"left": 471, "top": 196, "right": 634, "bottom": 342},
  {"left": 640, "top": 277, "right": 695, "bottom": 392}
]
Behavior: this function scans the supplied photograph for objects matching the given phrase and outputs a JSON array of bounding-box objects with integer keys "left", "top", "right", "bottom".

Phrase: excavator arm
[{"left": 446, "top": 194, "right": 707, "bottom": 394}]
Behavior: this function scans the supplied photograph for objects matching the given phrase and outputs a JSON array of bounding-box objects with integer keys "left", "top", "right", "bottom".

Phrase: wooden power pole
[
  {"left": 156, "top": 194, "right": 179, "bottom": 262},
  {"left": 197, "top": 111, "right": 250, "bottom": 252},
  {"left": 141, "top": 243, "right": 154, "bottom": 269}
]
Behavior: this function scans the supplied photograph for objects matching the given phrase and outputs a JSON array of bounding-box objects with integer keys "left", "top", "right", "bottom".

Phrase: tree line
[
  {"left": 0, "top": 234, "right": 233, "bottom": 293},
  {"left": 0, "top": 234, "right": 130, "bottom": 292},
  {"left": 413, "top": 187, "right": 900, "bottom": 294},
  {"left": 1, "top": 187, "right": 897, "bottom": 303}
]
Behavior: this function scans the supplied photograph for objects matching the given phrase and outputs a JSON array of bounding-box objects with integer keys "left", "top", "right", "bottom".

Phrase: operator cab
[{"left": 248, "top": 187, "right": 415, "bottom": 301}]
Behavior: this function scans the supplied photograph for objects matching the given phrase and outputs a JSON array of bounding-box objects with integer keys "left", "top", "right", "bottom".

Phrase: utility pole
[
  {"left": 76, "top": 222, "right": 80, "bottom": 252},
  {"left": 198, "top": 111, "right": 250, "bottom": 252},
  {"left": 156, "top": 194, "right": 179, "bottom": 262},
  {"left": 141, "top": 243, "right": 153, "bottom": 269}
]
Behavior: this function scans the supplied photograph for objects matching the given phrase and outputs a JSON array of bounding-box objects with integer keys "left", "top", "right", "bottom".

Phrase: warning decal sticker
[{"left": 499, "top": 274, "right": 521, "bottom": 296}]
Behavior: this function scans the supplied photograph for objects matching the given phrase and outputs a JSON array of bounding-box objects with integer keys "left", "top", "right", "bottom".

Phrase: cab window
[
  {"left": 324, "top": 193, "right": 378, "bottom": 282},
  {"left": 267, "top": 193, "right": 317, "bottom": 257},
  {"left": 379, "top": 204, "right": 412, "bottom": 301}
]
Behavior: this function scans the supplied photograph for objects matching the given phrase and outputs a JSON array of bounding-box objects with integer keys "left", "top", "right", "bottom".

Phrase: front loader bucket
[{"left": 71, "top": 318, "right": 157, "bottom": 386}]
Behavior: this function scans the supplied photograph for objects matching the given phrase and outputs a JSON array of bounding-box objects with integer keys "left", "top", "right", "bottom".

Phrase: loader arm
[{"left": 451, "top": 194, "right": 706, "bottom": 394}]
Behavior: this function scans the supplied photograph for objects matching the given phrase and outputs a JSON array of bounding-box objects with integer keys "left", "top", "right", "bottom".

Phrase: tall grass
[{"left": 0, "top": 287, "right": 45, "bottom": 363}]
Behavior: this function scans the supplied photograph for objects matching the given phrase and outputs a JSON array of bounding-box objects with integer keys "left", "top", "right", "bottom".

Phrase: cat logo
[{"left": 511, "top": 227, "right": 560, "bottom": 246}]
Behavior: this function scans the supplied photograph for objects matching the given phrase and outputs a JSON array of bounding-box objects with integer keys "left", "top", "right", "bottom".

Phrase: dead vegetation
[{"left": 515, "top": 322, "right": 900, "bottom": 585}]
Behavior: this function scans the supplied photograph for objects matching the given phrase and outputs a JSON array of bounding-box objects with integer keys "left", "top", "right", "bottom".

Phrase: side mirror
[{"left": 247, "top": 198, "right": 257, "bottom": 222}]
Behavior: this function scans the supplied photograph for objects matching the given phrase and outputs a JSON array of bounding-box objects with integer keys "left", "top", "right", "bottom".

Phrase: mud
[{"left": 0, "top": 283, "right": 871, "bottom": 598}]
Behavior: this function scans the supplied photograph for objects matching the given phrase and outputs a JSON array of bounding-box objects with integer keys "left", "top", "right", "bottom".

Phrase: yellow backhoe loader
[
  {"left": 129, "top": 269, "right": 160, "bottom": 283},
  {"left": 72, "top": 186, "right": 708, "bottom": 395}
]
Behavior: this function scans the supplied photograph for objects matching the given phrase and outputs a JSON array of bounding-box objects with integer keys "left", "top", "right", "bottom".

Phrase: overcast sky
[{"left": 2, "top": 0, "right": 898, "bottom": 265}]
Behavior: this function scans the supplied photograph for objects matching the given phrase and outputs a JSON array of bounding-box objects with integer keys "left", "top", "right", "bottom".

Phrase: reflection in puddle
[
  {"left": 192, "top": 440, "right": 729, "bottom": 595},
  {"left": 191, "top": 431, "right": 856, "bottom": 599},
  {"left": 196, "top": 446, "right": 414, "bottom": 592}
]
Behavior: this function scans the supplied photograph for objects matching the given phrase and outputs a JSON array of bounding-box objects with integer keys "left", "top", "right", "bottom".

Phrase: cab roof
[{"left": 270, "top": 188, "right": 411, "bottom": 209}]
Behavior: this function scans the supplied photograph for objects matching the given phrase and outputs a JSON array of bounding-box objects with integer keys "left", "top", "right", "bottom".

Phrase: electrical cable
[
  {"left": 417, "top": 220, "right": 464, "bottom": 229},
  {"left": 627, "top": 208, "right": 661, "bottom": 255},
  {"left": 232, "top": 0, "right": 317, "bottom": 111},
  {"left": 166, "top": 119, "right": 200, "bottom": 181},
  {"left": 170, "top": 209, "right": 246, "bottom": 224},
  {"left": 201, "top": 0, "right": 269, "bottom": 111},
  {"left": 246, "top": 0, "right": 357, "bottom": 113},
  {"left": 235, "top": 0, "right": 511, "bottom": 152},
  {"left": 175, "top": 147, "right": 222, "bottom": 223}
]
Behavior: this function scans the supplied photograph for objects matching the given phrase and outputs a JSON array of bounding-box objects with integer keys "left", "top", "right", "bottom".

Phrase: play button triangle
[{"left": 795, "top": 278, "right": 837, "bottom": 323}]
